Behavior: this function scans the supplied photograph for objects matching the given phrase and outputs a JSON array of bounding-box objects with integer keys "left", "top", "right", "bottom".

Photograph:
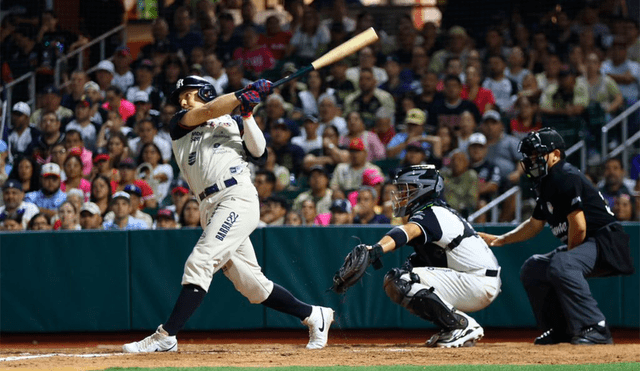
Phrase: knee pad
[
  {"left": 409, "top": 289, "right": 468, "bottom": 330},
  {"left": 383, "top": 268, "right": 418, "bottom": 306}
]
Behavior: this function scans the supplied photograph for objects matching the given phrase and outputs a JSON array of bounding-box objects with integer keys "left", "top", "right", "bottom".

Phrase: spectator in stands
[
  {"left": 467, "top": 132, "right": 501, "bottom": 222},
  {"left": 261, "top": 195, "right": 290, "bottom": 226},
  {"left": 535, "top": 53, "right": 561, "bottom": 93},
  {"left": 25, "top": 163, "right": 66, "bottom": 219},
  {"left": 157, "top": 104, "right": 177, "bottom": 144},
  {"left": 292, "top": 115, "right": 323, "bottom": 154},
  {"left": 518, "top": 72, "right": 541, "bottom": 102},
  {"left": 95, "top": 60, "right": 116, "bottom": 97},
  {"left": 233, "top": 27, "right": 275, "bottom": 80},
  {"left": 66, "top": 96, "right": 99, "bottom": 151},
  {"left": 8, "top": 102, "right": 39, "bottom": 158},
  {"left": 436, "top": 56, "right": 465, "bottom": 90},
  {"left": 293, "top": 165, "right": 333, "bottom": 215},
  {"left": 89, "top": 148, "right": 112, "bottom": 180},
  {"left": 27, "top": 213, "right": 52, "bottom": 230},
  {"left": 1, "top": 212, "right": 23, "bottom": 231},
  {"left": 462, "top": 65, "right": 496, "bottom": 115},
  {"left": 456, "top": 110, "right": 478, "bottom": 153},
  {"left": 339, "top": 111, "right": 386, "bottom": 162},
  {"left": 61, "top": 154, "right": 90, "bottom": 198},
  {"left": 510, "top": 95, "right": 543, "bottom": 140},
  {"left": 0, "top": 141, "right": 8, "bottom": 184},
  {"left": 55, "top": 201, "right": 81, "bottom": 230},
  {"left": 482, "top": 55, "right": 518, "bottom": 114},
  {"left": 427, "top": 75, "right": 480, "bottom": 131},
  {"left": 65, "top": 188, "right": 84, "bottom": 215},
  {"left": 104, "top": 184, "right": 153, "bottom": 229},
  {"left": 327, "top": 59, "right": 356, "bottom": 105},
  {"left": 436, "top": 125, "right": 459, "bottom": 167},
  {"left": 270, "top": 118, "right": 304, "bottom": 177},
  {"left": 317, "top": 93, "right": 348, "bottom": 136},
  {"left": 398, "top": 142, "right": 429, "bottom": 170},
  {"left": 601, "top": 36, "right": 640, "bottom": 113},
  {"left": 254, "top": 169, "right": 276, "bottom": 213},
  {"left": 137, "top": 143, "right": 173, "bottom": 202},
  {"left": 528, "top": 31, "right": 553, "bottom": 74},
  {"left": 429, "top": 26, "right": 469, "bottom": 76},
  {"left": 480, "top": 27, "right": 511, "bottom": 65},
  {"left": 262, "top": 146, "right": 290, "bottom": 192},
  {"left": 90, "top": 175, "right": 112, "bottom": 217},
  {"left": 103, "top": 191, "right": 148, "bottom": 230},
  {"left": 129, "top": 118, "right": 171, "bottom": 163},
  {"left": 284, "top": 210, "right": 303, "bottom": 225},
  {"left": 330, "top": 137, "right": 383, "bottom": 196},
  {"left": 261, "top": 94, "right": 291, "bottom": 132},
  {"left": 126, "top": 91, "right": 160, "bottom": 128},
  {"left": 216, "top": 12, "right": 241, "bottom": 64},
  {"left": 8, "top": 156, "right": 40, "bottom": 194},
  {"left": 126, "top": 59, "right": 164, "bottom": 110},
  {"left": 352, "top": 186, "right": 390, "bottom": 224},
  {"left": 61, "top": 71, "right": 90, "bottom": 110},
  {"left": 320, "top": 0, "right": 356, "bottom": 34},
  {"left": 139, "top": 17, "right": 176, "bottom": 60},
  {"left": 115, "top": 157, "right": 155, "bottom": 209},
  {"left": 380, "top": 55, "right": 413, "bottom": 103},
  {"left": 299, "top": 199, "right": 318, "bottom": 225},
  {"left": 505, "top": 46, "right": 530, "bottom": 90},
  {"left": 298, "top": 70, "right": 332, "bottom": 117},
  {"left": 441, "top": 150, "right": 478, "bottom": 218},
  {"left": 105, "top": 131, "right": 132, "bottom": 170},
  {"left": 162, "top": 178, "right": 190, "bottom": 215},
  {"left": 373, "top": 106, "right": 396, "bottom": 147},
  {"left": 407, "top": 45, "right": 430, "bottom": 84},
  {"left": 155, "top": 208, "right": 178, "bottom": 229},
  {"left": 79, "top": 202, "right": 103, "bottom": 230},
  {"left": 84, "top": 81, "right": 105, "bottom": 124},
  {"left": 328, "top": 199, "right": 353, "bottom": 225},
  {"left": 346, "top": 47, "right": 388, "bottom": 87},
  {"left": 202, "top": 52, "right": 227, "bottom": 94},
  {"left": 414, "top": 72, "right": 442, "bottom": 129},
  {"left": 303, "top": 124, "right": 349, "bottom": 175},
  {"left": 613, "top": 193, "right": 634, "bottom": 221},
  {"left": 344, "top": 68, "right": 395, "bottom": 129},
  {"left": 286, "top": 7, "right": 330, "bottom": 65},
  {"left": 30, "top": 85, "right": 74, "bottom": 126},
  {"left": 222, "top": 61, "right": 252, "bottom": 94},
  {"left": 586, "top": 52, "right": 624, "bottom": 121},
  {"left": 0, "top": 179, "right": 39, "bottom": 229},
  {"left": 540, "top": 66, "right": 589, "bottom": 119},
  {"left": 600, "top": 158, "right": 633, "bottom": 209},
  {"left": 6, "top": 24, "right": 40, "bottom": 86},
  {"left": 111, "top": 46, "right": 135, "bottom": 93},
  {"left": 387, "top": 108, "right": 441, "bottom": 161},
  {"left": 169, "top": 6, "right": 203, "bottom": 57},
  {"left": 33, "top": 112, "right": 66, "bottom": 163},
  {"left": 64, "top": 130, "right": 93, "bottom": 177},
  {"left": 568, "top": 45, "right": 587, "bottom": 77},
  {"left": 259, "top": 15, "right": 292, "bottom": 62},
  {"left": 102, "top": 85, "right": 135, "bottom": 123},
  {"left": 158, "top": 54, "right": 189, "bottom": 98}
]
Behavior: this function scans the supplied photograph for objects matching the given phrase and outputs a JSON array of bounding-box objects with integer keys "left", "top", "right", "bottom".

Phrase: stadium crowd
[{"left": 0, "top": 0, "right": 639, "bottom": 231}]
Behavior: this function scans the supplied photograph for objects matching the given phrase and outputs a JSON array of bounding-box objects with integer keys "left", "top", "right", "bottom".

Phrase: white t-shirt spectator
[
  {"left": 128, "top": 136, "right": 172, "bottom": 163},
  {"left": 0, "top": 201, "right": 39, "bottom": 229},
  {"left": 482, "top": 77, "right": 518, "bottom": 113},
  {"left": 600, "top": 59, "right": 640, "bottom": 101},
  {"left": 65, "top": 121, "right": 98, "bottom": 151}
]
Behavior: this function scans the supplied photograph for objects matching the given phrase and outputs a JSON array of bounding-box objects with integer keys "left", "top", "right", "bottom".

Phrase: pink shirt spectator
[
  {"left": 314, "top": 213, "right": 331, "bottom": 226},
  {"left": 68, "top": 147, "right": 93, "bottom": 177},
  {"left": 233, "top": 47, "right": 275, "bottom": 76},
  {"left": 61, "top": 178, "right": 91, "bottom": 200},
  {"left": 102, "top": 99, "right": 136, "bottom": 122},
  {"left": 339, "top": 131, "right": 386, "bottom": 162},
  {"left": 461, "top": 86, "right": 496, "bottom": 115}
]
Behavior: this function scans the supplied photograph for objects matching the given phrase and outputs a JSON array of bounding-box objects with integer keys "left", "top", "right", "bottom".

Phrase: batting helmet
[
  {"left": 170, "top": 75, "right": 217, "bottom": 106},
  {"left": 517, "top": 127, "right": 566, "bottom": 182},
  {"left": 391, "top": 164, "right": 444, "bottom": 217}
]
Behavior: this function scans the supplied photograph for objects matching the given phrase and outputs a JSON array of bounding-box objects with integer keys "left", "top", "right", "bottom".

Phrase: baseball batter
[{"left": 123, "top": 76, "right": 333, "bottom": 352}]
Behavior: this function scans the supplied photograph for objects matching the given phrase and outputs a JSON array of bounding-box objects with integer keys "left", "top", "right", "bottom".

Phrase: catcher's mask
[
  {"left": 170, "top": 75, "right": 217, "bottom": 106},
  {"left": 517, "top": 127, "right": 565, "bottom": 182},
  {"left": 391, "top": 164, "right": 444, "bottom": 217}
]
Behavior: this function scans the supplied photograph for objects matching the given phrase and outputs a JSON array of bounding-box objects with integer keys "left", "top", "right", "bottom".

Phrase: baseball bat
[{"left": 272, "top": 27, "right": 379, "bottom": 88}]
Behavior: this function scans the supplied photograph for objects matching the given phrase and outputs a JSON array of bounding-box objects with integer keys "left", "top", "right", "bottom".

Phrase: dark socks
[
  {"left": 261, "top": 283, "right": 313, "bottom": 320},
  {"left": 163, "top": 284, "right": 207, "bottom": 336}
]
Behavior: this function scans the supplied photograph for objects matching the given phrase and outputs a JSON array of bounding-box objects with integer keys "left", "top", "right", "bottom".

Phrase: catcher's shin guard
[{"left": 383, "top": 268, "right": 468, "bottom": 330}]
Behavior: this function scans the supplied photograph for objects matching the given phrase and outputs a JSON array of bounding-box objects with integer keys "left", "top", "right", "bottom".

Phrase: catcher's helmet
[
  {"left": 517, "top": 127, "right": 566, "bottom": 182},
  {"left": 391, "top": 164, "right": 444, "bottom": 217},
  {"left": 170, "top": 75, "right": 217, "bottom": 106}
]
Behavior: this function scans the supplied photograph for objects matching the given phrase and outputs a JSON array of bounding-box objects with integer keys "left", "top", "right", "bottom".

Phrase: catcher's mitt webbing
[{"left": 331, "top": 243, "right": 384, "bottom": 294}]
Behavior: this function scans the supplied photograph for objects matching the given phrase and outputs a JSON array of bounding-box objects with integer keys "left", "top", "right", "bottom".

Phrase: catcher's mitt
[{"left": 331, "top": 243, "right": 384, "bottom": 294}]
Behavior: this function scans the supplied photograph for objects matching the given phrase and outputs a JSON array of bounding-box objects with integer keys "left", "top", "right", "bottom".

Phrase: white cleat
[
  {"left": 123, "top": 325, "right": 178, "bottom": 353},
  {"left": 302, "top": 306, "right": 334, "bottom": 349},
  {"left": 430, "top": 312, "right": 484, "bottom": 348}
]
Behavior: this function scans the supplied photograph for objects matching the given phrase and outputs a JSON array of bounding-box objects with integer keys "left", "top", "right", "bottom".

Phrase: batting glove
[
  {"left": 238, "top": 90, "right": 260, "bottom": 118},
  {"left": 249, "top": 79, "right": 273, "bottom": 99}
]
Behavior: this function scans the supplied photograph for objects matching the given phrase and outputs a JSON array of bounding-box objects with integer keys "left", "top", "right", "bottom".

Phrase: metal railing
[
  {"left": 601, "top": 100, "right": 640, "bottom": 172},
  {"left": 0, "top": 72, "right": 37, "bottom": 111}
]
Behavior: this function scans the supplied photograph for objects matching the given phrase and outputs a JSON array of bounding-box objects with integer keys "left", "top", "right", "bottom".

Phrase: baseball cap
[
  {"left": 93, "top": 147, "right": 110, "bottom": 163},
  {"left": 273, "top": 118, "right": 300, "bottom": 137},
  {"left": 448, "top": 25, "right": 467, "bottom": 37},
  {"left": 137, "top": 59, "right": 155, "bottom": 70},
  {"left": 123, "top": 184, "right": 142, "bottom": 197},
  {"left": 2, "top": 179, "right": 22, "bottom": 191},
  {"left": 115, "top": 46, "right": 131, "bottom": 57},
  {"left": 283, "top": 62, "right": 297, "bottom": 74},
  {"left": 76, "top": 95, "right": 92, "bottom": 107},
  {"left": 113, "top": 191, "right": 131, "bottom": 202},
  {"left": 330, "top": 199, "right": 351, "bottom": 213},
  {"left": 133, "top": 91, "right": 150, "bottom": 104},
  {"left": 171, "top": 178, "right": 190, "bottom": 195},
  {"left": 67, "top": 188, "right": 84, "bottom": 199},
  {"left": 303, "top": 114, "right": 319, "bottom": 124},
  {"left": 41, "top": 163, "right": 61, "bottom": 178},
  {"left": 80, "top": 202, "right": 101, "bottom": 215},
  {"left": 41, "top": 85, "right": 60, "bottom": 96},
  {"left": 348, "top": 137, "right": 365, "bottom": 151},
  {"left": 482, "top": 110, "right": 501, "bottom": 122},
  {"left": 309, "top": 165, "right": 329, "bottom": 177},
  {"left": 96, "top": 60, "right": 115, "bottom": 74},
  {"left": 362, "top": 168, "right": 384, "bottom": 186},
  {"left": 83, "top": 81, "right": 100, "bottom": 92},
  {"left": 405, "top": 109, "right": 426, "bottom": 125},
  {"left": 12, "top": 102, "right": 31, "bottom": 116},
  {"left": 156, "top": 208, "right": 176, "bottom": 220},
  {"left": 118, "top": 157, "right": 137, "bottom": 169},
  {"left": 468, "top": 132, "right": 487, "bottom": 146}
]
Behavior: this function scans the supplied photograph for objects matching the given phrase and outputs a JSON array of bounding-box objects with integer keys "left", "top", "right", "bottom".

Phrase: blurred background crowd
[{"left": 0, "top": 0, "right": 639, "bottom": 231}]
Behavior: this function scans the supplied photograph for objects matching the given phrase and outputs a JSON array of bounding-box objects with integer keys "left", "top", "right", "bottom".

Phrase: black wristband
[{"left": 386, "top": 226, "right": 409, "bottom": 249}]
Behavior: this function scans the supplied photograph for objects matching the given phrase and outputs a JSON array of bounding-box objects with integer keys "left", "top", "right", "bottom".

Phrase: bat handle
[{"left": 272, "top": 65, "right": 314, "bottom": 88}]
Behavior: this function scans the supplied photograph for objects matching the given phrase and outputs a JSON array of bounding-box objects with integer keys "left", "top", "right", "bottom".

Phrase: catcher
[{"left": 332, "top": 164, "right": 501, "bottom": 347}]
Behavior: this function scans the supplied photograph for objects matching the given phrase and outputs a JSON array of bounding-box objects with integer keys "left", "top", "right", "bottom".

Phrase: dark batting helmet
[
  {"left": 170, "top": 75, "right": 217, "bottom": 106},
  {"left": 517, "top": 127, "right": 566, "bottom": 182},
  {"left": 391, "top": 164, "right": 444, "bottom": 217}
]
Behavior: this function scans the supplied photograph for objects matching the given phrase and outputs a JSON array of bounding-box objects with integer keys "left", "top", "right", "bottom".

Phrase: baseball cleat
[
  {"left": 432, "top": 312, "right": 484, "bottom": 348},
  {"left": 534, "top": 329, "right": 572, "bottom": 345},
  {"left": 122, "top": 325, "right": 178, "bottom": 353},
  {"left": 302, "top": 306, "right": 334, "bottom": 349},
  {"left": 570, "top": 324, "right": 613, "bottom": 345}
]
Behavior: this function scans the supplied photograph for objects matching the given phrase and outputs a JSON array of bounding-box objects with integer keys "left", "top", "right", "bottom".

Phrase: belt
[
  {"left": 485, "top": 268, "right": 499, "bottom": 277},
  {"left": 197, "top": 177, "right": 237, "bottom": 202}
]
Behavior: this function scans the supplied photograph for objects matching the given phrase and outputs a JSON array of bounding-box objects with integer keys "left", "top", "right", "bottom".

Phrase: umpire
[{"left": 479, "top": 128, "right": 634, "bottom": 345}]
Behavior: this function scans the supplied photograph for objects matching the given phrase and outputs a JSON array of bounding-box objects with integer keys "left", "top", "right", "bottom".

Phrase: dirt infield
[{"left": 1, "top": 329, "right": 639, "bottom": 370}]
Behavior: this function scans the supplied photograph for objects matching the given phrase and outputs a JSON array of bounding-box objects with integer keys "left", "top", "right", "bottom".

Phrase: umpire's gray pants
[{"left": 519, "top": 238, "right": 605, "bottom": 335}]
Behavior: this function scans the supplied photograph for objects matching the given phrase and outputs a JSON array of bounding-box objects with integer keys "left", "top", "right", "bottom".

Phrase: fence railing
[
  {"left": 0, "top": 72, "right": 36, "bottom": 111},
  {"left": 602, "top": 100, "right": 640, "bottom": 172}
]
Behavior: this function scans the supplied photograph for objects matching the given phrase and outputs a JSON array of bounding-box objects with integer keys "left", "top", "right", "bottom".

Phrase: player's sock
[
  {"left": 261, "top": 283, "right": 313, "bottom": 320},
  {"left": 163, "top": 284, "right": 207, "bottom": 336}
]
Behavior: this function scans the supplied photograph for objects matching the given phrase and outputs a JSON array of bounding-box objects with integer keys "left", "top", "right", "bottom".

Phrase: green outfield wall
[{"left": 1, "top": 224, "right": 638, "bottom": 332}]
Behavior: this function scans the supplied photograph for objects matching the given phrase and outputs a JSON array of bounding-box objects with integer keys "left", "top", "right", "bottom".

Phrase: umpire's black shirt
[{"left": 532, "top": 160, "right": 616, "bottom": 244}]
